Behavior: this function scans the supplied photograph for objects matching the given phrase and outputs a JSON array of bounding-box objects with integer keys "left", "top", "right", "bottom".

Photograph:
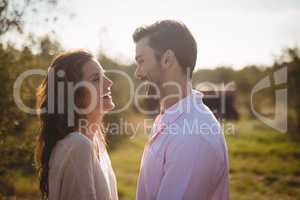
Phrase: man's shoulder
[
  {"left": 165, "top": 112, "right": 226, "bottom": 160},
  {"left": 172, "top": 108, "right": 222, "bottom": 136}
]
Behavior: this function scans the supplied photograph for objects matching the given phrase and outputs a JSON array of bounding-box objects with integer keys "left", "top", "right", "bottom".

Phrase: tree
[
  {"left": 0, "top": 0, "right": 58, "bottom": 36},
  {"left": 0, "top": 36, "right": 62, "bottom": 197}
]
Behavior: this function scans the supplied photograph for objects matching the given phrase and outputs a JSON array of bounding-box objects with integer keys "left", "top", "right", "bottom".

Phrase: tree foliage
[{"left": 0, "top": 0, "right": 58, "bottom": 36}]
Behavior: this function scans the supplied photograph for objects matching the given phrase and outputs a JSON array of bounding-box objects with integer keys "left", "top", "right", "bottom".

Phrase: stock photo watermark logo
[
  {"left": 13, "top": 65, "right": 288, "bottom": 134},
  {"left": 12, "top": 68, "right": 196, "bottom": 118},
  {"left": 251, "top": 67, "right": 287, "bottom": 133},
  {"left": 13, "top": 68, "right": 134, "bottom": 126},
  {"left": 12, "top": 67, "right": 237, "bottom": 135}
]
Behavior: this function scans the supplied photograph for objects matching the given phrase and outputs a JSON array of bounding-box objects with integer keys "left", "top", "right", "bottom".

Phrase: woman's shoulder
[
  {"left": 57, "top": 132, "right": 97, "bottom": 165},
  {"left": 54, "top": 132, "right": 94, "bottom": 155},
  {"left": 49, "top": 132, "right": 93, "bottom": 169},
  {"left": 63, "top": 132, "right": 93, "bottom": 149}
]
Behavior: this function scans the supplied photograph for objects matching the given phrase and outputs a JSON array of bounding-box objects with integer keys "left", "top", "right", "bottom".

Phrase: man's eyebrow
[{"left": 135, "top": 55, "right": 142, "bottom": 61}]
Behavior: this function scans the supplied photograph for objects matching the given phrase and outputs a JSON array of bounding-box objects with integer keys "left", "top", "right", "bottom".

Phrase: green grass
[
  {"left": 227, "top": 129, "right": 300, "bottom": 200},
  {"left": 109, "top": 134, "right": 147, "bottom": 200},
  {"left": 3, "top": 119, "right": 300, "bottom": 200}
]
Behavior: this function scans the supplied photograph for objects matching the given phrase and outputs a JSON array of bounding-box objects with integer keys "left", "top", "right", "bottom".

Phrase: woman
[{"left": 35, "top": 49, "right": 118, "bottom": 200}]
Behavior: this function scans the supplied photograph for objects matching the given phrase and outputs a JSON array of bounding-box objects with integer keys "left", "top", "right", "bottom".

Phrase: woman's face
[{"left": 81, "top": 58, "right": 114, "bottom": 121}]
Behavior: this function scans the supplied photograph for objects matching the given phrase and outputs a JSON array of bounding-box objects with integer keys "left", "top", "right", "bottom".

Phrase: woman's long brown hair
[{"left": 35, "top": 49, "right": 94, "bottom": 199}]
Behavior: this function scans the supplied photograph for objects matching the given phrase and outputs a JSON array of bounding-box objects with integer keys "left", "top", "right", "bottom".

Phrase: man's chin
[{"left": 146, "top": 84, "right": 159, "bottom": 96}]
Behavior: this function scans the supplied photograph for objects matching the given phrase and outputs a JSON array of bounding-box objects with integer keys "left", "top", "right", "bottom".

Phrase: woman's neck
[{"left": 76, "top": 116, "right": 103, "bottom": 141}]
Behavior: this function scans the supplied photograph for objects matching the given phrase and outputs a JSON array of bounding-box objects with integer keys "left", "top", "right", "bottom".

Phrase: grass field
[{"left": 2, "top": 119, "right": 300, "bottom": 200}]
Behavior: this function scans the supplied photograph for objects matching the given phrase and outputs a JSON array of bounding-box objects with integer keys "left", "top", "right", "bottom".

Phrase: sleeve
[
  {"left": 156, "top": 136, "right": 221, "bottom": 200},
  {"left": 61, "top": 137, "right": 98, "bottom": 200}
]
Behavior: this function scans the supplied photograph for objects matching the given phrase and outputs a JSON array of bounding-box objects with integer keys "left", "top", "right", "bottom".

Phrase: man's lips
[{"left": 140, "top": 76, "right": 148, "bottom": 81}]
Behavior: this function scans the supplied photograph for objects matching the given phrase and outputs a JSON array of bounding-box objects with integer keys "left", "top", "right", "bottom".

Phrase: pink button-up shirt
[{"left": 137, "top": 90, "right": 229, "bottom": 200}]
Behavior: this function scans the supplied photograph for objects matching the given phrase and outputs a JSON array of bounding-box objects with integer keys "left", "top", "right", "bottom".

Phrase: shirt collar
[{"left": 160, "top": 89, "right": 203, "bottom": 125}]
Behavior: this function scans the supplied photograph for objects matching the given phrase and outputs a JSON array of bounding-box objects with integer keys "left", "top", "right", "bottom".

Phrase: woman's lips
[
  {"left": 101, "top": 91, "right": 112, "bottom": 99},
  {"left": 103, "top": 95, "right": 111, "bottom": 99}
]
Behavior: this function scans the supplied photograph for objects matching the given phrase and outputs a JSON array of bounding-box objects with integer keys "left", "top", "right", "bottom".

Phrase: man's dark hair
[{"left": 133, "top": 20, "right": 197, "bottom": 78}]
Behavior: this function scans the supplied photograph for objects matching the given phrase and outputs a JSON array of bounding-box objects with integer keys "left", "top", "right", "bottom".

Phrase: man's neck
[{"left": 159, "top": 81, "right": 192, "bottom": 114}]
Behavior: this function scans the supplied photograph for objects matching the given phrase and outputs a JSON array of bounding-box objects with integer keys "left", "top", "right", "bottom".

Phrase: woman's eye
[{"left": 93, "top": 77, "right": 100, "bottom": 82}]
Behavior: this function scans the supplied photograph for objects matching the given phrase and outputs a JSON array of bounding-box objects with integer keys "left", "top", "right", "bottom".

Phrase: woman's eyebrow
[{"left": 88, "top": 72, "right": 100, "bottom": 79}]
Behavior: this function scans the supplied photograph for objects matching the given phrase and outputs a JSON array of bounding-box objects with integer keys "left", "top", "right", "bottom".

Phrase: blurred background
[{"left": 0, "top": 0, "right": 300, "bottom": 199}]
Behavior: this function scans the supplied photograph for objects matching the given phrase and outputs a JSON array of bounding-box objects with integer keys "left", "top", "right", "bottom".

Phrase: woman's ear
[{"left": 161, "top": 49, "right": 175, "bottom": 70}]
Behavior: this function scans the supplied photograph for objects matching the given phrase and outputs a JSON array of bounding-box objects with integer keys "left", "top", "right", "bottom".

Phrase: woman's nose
[{"left": 106, "top": 77, "right": 113, "bottom": 88}]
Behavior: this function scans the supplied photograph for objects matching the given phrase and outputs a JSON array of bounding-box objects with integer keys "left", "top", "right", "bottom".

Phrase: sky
[{"left": 20, "top": 0, "right": 300, "bottom": 69}]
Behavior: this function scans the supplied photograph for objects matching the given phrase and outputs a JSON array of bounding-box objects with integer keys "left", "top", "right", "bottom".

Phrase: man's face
[{"left": 134, "top": 37, "right": 162, "bottom": 86}]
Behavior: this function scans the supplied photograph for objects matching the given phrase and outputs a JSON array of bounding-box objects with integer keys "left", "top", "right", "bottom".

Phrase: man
[{"left": 133, "top": 20, "right": 229, "bottom": 200}]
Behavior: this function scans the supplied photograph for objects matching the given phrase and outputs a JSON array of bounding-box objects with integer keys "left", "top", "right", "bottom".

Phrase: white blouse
[{"left": 48, "top": 132, "right": 118, "bottom": 200}]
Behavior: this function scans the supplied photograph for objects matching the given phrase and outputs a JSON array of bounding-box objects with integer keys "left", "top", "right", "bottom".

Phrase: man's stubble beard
[{"left": 145, "top": 64, "right": 162, "bottom": 97}]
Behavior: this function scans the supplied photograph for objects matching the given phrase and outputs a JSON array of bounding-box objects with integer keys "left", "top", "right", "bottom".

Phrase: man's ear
[{"left": 161, "top": 49, "right": 175, "bottom": 70}]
